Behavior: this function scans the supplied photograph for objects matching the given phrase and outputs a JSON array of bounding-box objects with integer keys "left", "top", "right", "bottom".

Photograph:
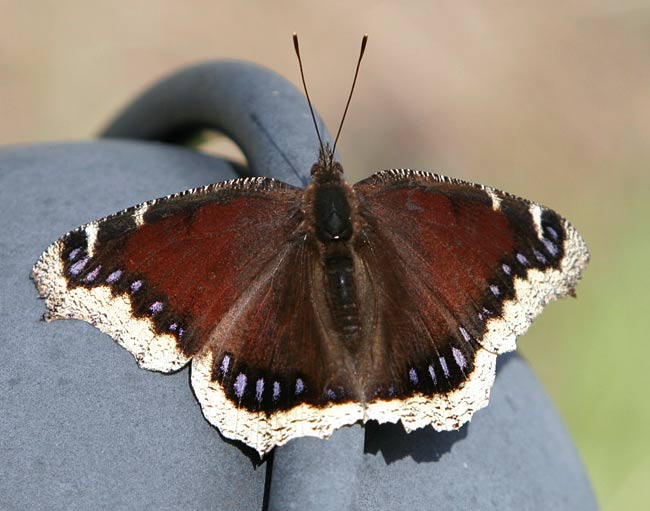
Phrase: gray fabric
[{"left": 0, "top": 60, "right": 597, "bottom": 510}]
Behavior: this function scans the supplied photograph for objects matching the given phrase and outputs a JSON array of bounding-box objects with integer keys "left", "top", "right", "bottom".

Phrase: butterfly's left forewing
[{"left": 32, "top": 177, "right": 306, "bottom": 373}]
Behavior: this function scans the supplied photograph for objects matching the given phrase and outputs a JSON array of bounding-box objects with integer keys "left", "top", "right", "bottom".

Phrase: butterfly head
[{"left": 311, "top": 143, "right": 344, "bottom": 184}]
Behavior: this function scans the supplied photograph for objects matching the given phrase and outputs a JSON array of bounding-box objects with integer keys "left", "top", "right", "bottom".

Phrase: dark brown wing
[
  {"left": 352, "top": 169, "right": 589, "bottom": 430},
  {"left": 32, "top": 176, "right": 368, "bottom": 456}
]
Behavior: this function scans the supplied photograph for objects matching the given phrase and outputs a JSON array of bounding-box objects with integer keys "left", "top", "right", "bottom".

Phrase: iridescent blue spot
[
  {"left": 106, "top": 270, "right": 122, "bottom": 283},
  {"left": 130, "top": 280, "right": 142, "bottom": 292},
  {"left": 68, "top": 247, "right": 81, "bottom": 261},
  {"left": 295, "top": 378, "right": 304, "bottom": 396},
  {"left": 149, "top": 301, "right": 163, "bottom": 314},
  {"left": 69, "top": 257, "right": 89, "bottom": 276},
  {"left": 234, "top": 373, "right": 247, "bottom": 399},
  {"left": 439, "top": 357, "right": 450, "bottom": 378},
  {"left": 273, "top": 381, "right": 281, "bottom": 401},
  {"left": 428, "top": 365, "right": 437, "bottom": 384},
  {"left": 83, "top": 265, "right": 101, "bottom": 283},
  {"left": 220, "top": 354, "right": 230, "bottom": 374},
  {"left": 409, "top": 368, "right": 419, "bottom": 385},
  {"left": 546, "top": 226, "right": 559, "bottom": 240},
  {"left": 452, "top": 347, "right": 467, "bottom": 370},
  {"left": 256, "top": 379, "right": 264, "bottom": 403},
  {"left": 542, "top": 238, "right": 558, "bottom": 257},
  {"left": 533, "top": 248, "right": 547, "bottom": 264}
]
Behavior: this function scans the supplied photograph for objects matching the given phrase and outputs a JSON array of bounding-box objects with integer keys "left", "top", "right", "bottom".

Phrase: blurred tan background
[{"left": 2, "top": 1, "right": 649, "bottom": 508}]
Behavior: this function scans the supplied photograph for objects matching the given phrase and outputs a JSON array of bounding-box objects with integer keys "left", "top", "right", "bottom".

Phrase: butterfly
[{"left": 31, "top": 35, "right": 589, "bottom": 457}]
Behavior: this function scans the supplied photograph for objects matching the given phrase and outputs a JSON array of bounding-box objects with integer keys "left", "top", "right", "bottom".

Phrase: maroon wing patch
[{"left": 34, "top": 177, "right": 302, "bottom": 368}]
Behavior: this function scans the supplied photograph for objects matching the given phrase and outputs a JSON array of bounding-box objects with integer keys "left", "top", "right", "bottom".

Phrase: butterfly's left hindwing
[{"left": 191, "top": 238, "right": 366, "bottom": 456}]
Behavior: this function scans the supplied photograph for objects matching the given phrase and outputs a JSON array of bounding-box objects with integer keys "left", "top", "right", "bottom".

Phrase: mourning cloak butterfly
[{"left": 32, "top": 35, "right": 589, "bottom": 456}]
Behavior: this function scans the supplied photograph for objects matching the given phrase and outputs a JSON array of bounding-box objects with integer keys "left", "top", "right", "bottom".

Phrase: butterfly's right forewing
[{"left": 351, "top": 169, "right": 588, "bottom": 431}]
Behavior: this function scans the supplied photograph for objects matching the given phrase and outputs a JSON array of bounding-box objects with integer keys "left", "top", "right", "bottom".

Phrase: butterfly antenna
[
  {"left": 293, "top": 32, "right": 325, "bottom": 157},
  {"left": 331, "top": 34, "right": 368, "bottom": 160}
]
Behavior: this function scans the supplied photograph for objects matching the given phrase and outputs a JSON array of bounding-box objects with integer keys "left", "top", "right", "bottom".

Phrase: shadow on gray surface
[
  {"left": 363, "top": 352, "right": 517, "bottom": 464},
  {"left": 364, "top": 421, "right": 469, "bottom": 464}
]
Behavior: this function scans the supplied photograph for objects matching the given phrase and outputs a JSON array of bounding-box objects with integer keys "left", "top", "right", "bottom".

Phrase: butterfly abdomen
[{"left": 323, "top": 249, "right": 361, "bottom": 340}]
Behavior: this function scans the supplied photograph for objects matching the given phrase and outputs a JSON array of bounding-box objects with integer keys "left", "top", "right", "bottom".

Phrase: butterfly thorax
[{"left": 309, "top": 146, "right": 353, "bottom": 241}]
